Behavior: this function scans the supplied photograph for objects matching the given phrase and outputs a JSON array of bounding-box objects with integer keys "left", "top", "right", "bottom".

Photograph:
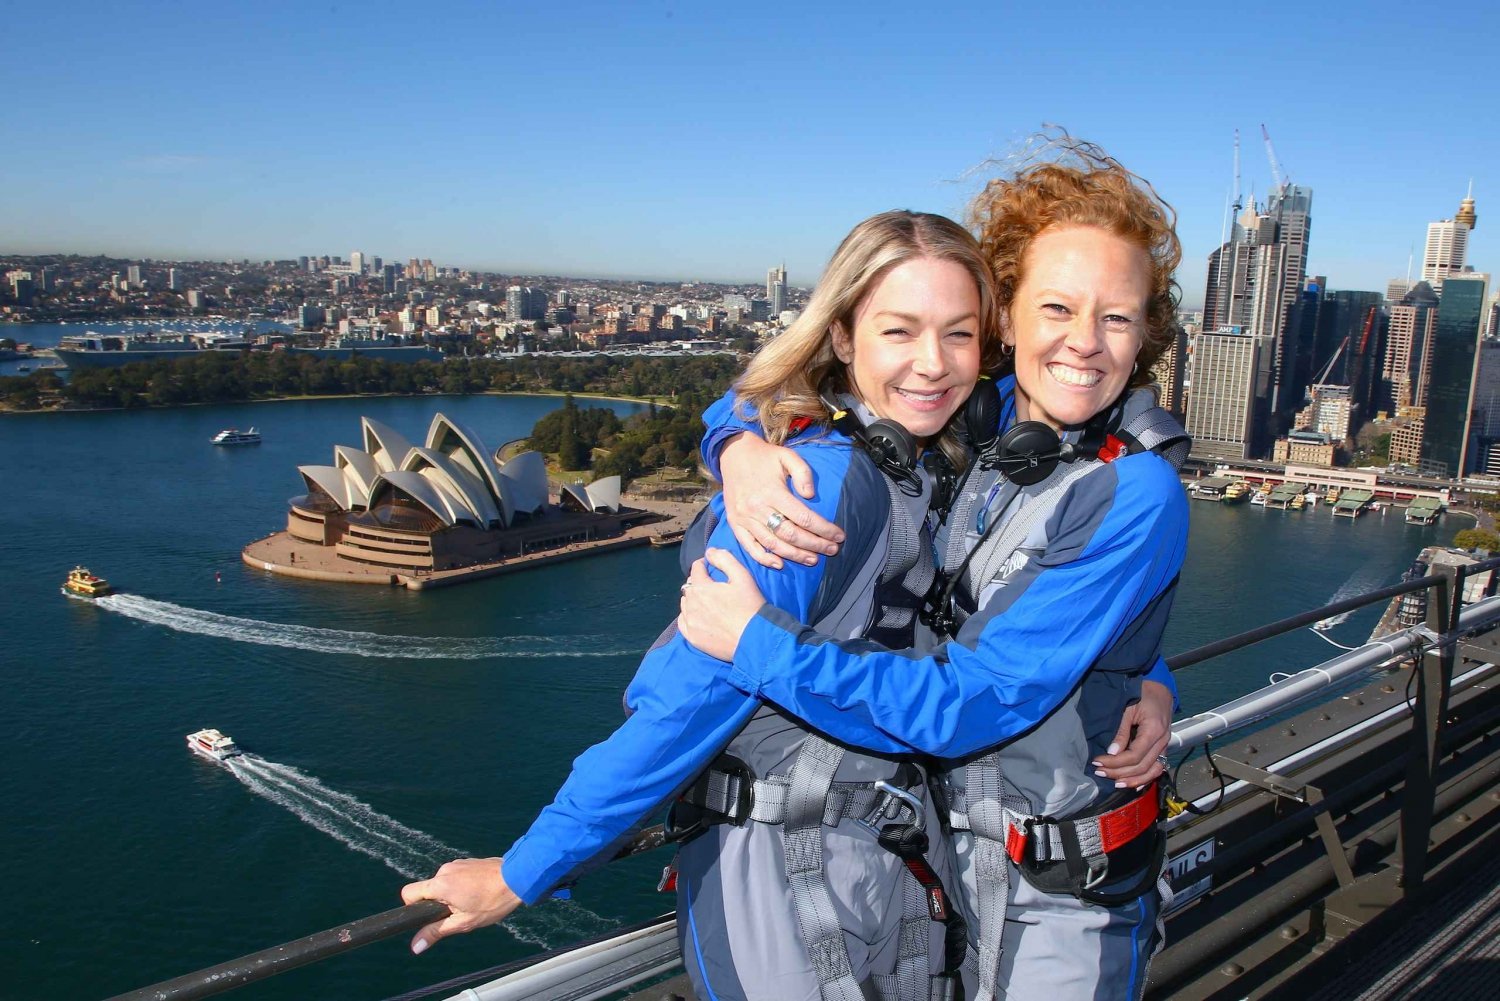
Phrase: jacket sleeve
[
  {"left": 728, "top": 454, "right": 1188, "bottom": 758},
  {"left": 700, "top": 389, "right": 764, "bottom": 482},
  {"left": 501, "top": 443, "right": 851, "bottom": 904}
]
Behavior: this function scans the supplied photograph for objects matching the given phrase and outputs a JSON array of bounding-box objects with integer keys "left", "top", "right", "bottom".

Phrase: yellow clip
[{"left": 1164, "top": 796, "right": 1191, "bottom": 819}]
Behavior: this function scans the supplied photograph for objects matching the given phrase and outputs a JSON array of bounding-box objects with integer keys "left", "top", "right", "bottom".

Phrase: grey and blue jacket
[{"left": 501, "top": 422, "right": 934, "bottom": 906}]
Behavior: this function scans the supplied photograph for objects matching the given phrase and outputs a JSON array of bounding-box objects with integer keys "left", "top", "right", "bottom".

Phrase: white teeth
[
  {"left": 897, "top": 389, "right": 946, "bottom": 401},
  {"left": 1048, "top": 364, "right": 1102, "bottom": 388}
]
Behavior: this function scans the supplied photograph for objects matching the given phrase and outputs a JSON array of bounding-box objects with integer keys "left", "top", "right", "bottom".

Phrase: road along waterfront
[{"left": 0, "top": 393, "right": 1449, "bottom": 999}]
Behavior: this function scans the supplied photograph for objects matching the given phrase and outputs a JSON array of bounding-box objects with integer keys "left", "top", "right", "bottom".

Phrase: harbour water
[{"left": 0, "top": 391, "right": 1450, "bottom": 1000}]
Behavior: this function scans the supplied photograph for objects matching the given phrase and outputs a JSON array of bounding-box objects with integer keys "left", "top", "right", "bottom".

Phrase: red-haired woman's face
[{"left": 1002, "top": 225, "right": 1150, "bottom": 429}]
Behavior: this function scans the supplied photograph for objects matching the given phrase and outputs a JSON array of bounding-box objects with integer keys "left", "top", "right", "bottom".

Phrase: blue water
[{"left": 0, "top": 394, "right": 1448, "bottom": 999}]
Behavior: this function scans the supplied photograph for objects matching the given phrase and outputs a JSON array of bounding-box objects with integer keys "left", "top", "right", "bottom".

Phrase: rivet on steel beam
[
  {"left": 1221, "top": 963, "right": 1244, "bottom": 977},
  {"left": 1280, "top": 926, "right": 1301, "bottom": 940}
]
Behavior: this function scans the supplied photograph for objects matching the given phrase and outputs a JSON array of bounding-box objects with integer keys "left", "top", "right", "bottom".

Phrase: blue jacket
[{"left": 502, "top": 426, "right": 892, "bottom": 903}]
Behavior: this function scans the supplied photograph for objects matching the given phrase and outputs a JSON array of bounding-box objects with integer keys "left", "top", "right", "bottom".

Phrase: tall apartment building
[
  {"left": 766, "top": 264, "right": 787, "bottom": 300},
  {"left": 1185, "top": 326, "right": 1260, "bottom": 460},
  {"left": 167, "top": 268, "right": 181, "bottom": 292},
  {"left": 507, "top": 286, "right": 548, "bottom": 322},
  {"left": 127, "top": 265, "right": 143, "bottom": 288},
  {"left": 1383, "top": 282, "right": 1440, "bottom": 411},
  {"left": 1200, "top": 186, "right": 1313, "bottom": 438},
  {"left": 1150, "top": 323, "right": 1187, "bottom": 418},
  {"left": 350, "top": 251, "right": 366, "bottom": 276},
  {"left": 1421, "top": 272, "right": 1490, "bottom": 476}
]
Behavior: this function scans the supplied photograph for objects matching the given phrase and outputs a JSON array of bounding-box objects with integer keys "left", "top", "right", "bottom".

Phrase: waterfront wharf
[
  {"left": 1189, "top": 475, "right": 1234, "bottom": 501},
  {"left": 1267, "top": 482, "right": 1303, "bottom": 509},
  {"left": 242, "top": 495, "right": 701, "bottom": 589},
  {"left": 1333, "top": 488, "right": 1374, "bottom": 518},
  {"left": 1405, "top": 496, "right": 1444, "bottom": 525}
]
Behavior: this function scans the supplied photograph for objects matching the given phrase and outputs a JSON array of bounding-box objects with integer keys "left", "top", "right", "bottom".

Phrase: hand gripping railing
[{"left": 109, "top": 555, "right": 1500, "bottom": 1000}]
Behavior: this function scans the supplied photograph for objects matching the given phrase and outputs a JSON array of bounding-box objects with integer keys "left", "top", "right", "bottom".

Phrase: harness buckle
[
  {"left": 1082, "top": 857, "right": 1110, "bottom": 891},
  {"left": 874, "top": 779, "right": 925, "bottom": 830}
]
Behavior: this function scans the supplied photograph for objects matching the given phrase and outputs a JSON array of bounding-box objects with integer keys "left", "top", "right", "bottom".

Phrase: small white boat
[
  {"left": 211, "top": 427, "right": 262, "bottom": 446},
  {"left": 1250, "top": 490, "right": 1269, "bottom": 506},
  {"left": 186, "top": 728, "right": 241, "bottom": 760}
]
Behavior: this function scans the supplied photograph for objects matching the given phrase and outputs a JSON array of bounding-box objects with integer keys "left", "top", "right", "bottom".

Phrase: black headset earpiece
[
  {"left": 992, "top": 421, "right": 1064, "bottom": 486},
  {"left": 955, "top": 376, "right": 1003, "bottom": 454},
  {"left": 820, "top": 389, "right": 920, "bottom": 487}
]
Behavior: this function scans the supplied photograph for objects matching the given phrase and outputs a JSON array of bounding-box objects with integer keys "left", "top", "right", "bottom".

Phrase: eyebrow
[
  {"left": 871, "top": 309, "right": 979, "bottom": 325},
  {"left": 1029, "top": 288, "right": 1142, "bottom": 310}
]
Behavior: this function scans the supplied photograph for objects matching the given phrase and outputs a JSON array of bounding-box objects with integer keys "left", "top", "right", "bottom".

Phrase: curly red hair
[{"left": 968, "top": 135, "right": 1182, "bottom": 387}]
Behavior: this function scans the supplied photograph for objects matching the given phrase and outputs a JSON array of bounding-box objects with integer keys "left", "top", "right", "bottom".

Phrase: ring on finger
[
  {"left": 766, "top": 511, "right": 785, "bottom": 532},
  {"left": 680, "top": 582, "right": 692, "bottom": 595}
]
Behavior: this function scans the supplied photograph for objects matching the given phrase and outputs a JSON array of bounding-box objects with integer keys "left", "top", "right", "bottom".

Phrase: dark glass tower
[{"left": 1421, "top": 274, "right": 1489, "bottom": 476}]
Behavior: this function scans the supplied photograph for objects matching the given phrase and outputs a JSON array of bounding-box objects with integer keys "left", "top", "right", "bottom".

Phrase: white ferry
[
  {"left": 185, "top": 728, "right": 241, "bottom": 761},
  {"left": 211, "top": 427, "right": 261, "bottom": 446}
]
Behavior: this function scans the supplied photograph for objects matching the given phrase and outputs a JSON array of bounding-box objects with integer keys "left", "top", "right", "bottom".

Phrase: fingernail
[
  {"left": 412, "top": 937, "right": 429, "bottom": 956},
  {"left": 1106, "top": 743, "right": 1121, "bottom": 755},
  {"left": 1114, "top": 780, "right": 1128, "bottom": 788},
  {"left": 1094, "top": 769, "right": 1107, "bottom": 778},
  {"left": 1090, "top": 760, "right": 1102, "bottom": 769},
  {"left": 804, "top": 557, "right": 817, "bottom": 566},
  {"left": 1134, "top": 784, "right": 1146, "bottom": 792},
  {"left": 770, "top": 560, "right": 783, "bottom": 570}
]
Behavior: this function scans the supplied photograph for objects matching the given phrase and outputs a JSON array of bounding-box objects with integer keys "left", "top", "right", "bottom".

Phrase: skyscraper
[
  {"left": 766, "top": 264, "right": 787, "bottom": 300},
  {"left": 1420, "top": 272, "right": 1489, "bottom": 476},
  {"left": 1185, "top": 327, "right": 1260, "bottom": 460},
  {"left": 1200, "top": 185, "right": 1313, "bottom": 444},
  {"left": 1422, "top": 189, "right": 1477, "bottom": 295},
  {"left": 1151, "top": 323, "right": 1187, "bottom": 418},
  {"left": 1383, "top": 282, "right": 1440, "bottom": 412}
]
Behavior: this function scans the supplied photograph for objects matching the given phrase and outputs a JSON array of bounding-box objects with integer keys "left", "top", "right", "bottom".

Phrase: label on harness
[{"left": 1164, "top": 837, "right": 1214, "bottom": 912}]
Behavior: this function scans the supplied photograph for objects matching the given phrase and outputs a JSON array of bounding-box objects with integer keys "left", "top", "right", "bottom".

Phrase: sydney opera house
[{"left": 285, "top": 412, "right": 634, "bottom": 573}]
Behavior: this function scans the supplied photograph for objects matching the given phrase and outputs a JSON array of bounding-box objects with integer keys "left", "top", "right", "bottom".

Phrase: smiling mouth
[
  {"left": 1047, "top": 364, "right": 1102, "bottom": 388},
  {"left": 895, "top": 387, "right": 952, "bottom": 405}
]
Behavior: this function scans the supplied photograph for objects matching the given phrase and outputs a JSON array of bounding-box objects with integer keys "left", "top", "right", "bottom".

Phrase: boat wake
[
  {"left": 221, "top": 754, "right": 616, "bottom": 947},
  {"left": 1313, "top": 564, "right": 1387, "bottom": 631},
  {"left": 226, "top": 755, "right": 457, "bottom": 879},
  {"left": 94, "top": 594, "right": 632, "bottom": 659}
]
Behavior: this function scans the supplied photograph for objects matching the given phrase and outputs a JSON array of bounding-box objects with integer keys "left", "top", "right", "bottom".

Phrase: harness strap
[
  {"left": 947, "top": 783, "right": 1159, "bottom": 866},
  {"left": 782, "top": 734, "right": 865, "bottom": 1001},
  {"left": 870, "top": 465, "right": 938, "bottom": 645},
  {"left": 679, "top": 768, "right": 915, "bottom": 827},
  {"left": 961, "top": 752, "right": 1011, "bottom": 1001}
]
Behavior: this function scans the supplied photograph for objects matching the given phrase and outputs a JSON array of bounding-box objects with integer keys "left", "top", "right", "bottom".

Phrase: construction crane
[
  {"left": 1261, "top": 123, "right": 1287, "bottom": 192},
  {"left": 1312, "top": 336, "right": 1350, "bottom": 389},
  {"left": 1232, "top": 128, "right": 1243, "bottom": 215}
]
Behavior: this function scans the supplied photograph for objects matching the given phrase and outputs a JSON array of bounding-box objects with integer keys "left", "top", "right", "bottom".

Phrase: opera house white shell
[{"left": 297, "top": 413, "right": 550, "bottom": 530}]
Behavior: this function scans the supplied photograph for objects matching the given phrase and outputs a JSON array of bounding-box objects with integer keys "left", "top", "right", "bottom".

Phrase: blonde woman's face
[
  {"left": 1003, "top": 225, "right": 1150, "bottom": 430},
  {"left": 832, "top": 257, "right": 981, "bottom": 443}
]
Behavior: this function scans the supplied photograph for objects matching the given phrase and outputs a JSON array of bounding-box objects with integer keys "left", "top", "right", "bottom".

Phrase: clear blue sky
[{"left": 3, "top": 1, "right": 1495, "bottom": 306}]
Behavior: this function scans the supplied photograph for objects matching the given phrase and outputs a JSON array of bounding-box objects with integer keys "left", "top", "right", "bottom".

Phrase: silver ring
[
  {"left": 765, "top": 511, "right": 786, "bottom": 533},
  {"left": 680, "top": 582, "right": 692, "bottom": 594}
]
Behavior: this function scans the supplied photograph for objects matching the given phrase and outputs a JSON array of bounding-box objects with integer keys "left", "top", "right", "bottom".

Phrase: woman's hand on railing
[
  {"left": 678, "top": 548, "right": 766, "bottom": 662},
  {"left": 1092, "top": 680, "right": 1173, "bottom": 789},
  {"left": 401, "top": 857, "right": 522, "bottom": 954},
  {"left": 719, "top": 432, "right": 842, "bottom": 569}
]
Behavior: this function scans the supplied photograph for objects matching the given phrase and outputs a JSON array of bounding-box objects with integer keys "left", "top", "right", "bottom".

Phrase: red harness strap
[{"left": 1004, "top": 781, "right": 1159, "bottom": 864}]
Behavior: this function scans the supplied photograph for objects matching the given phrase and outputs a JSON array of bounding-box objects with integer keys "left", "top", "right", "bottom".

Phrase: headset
[{"left": 957, "top": 377, "right": 1128, "bottom": 486}]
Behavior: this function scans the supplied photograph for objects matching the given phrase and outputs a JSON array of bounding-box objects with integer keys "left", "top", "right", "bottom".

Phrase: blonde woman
[{"left": 406, "top": 210, "right": 1004, "bottom": 1001}]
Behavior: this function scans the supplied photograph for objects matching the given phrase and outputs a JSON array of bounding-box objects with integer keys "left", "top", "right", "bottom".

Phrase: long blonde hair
[{"left": 735, "top": 210, "right": 1001, "bottom": 468}]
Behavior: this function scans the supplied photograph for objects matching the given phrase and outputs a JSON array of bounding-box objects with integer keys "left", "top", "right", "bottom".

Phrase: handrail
[
  {"left": 104, "top": 901, "right": 449, "bottom": 1001},
  {"left": 109, "top": 553, "right": 1500, "bottom": 1001}
]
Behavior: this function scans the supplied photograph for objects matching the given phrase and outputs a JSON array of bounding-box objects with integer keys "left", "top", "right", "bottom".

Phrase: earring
[{"left": 1000, "top": 342, "right": 1015, "bottom": 358}]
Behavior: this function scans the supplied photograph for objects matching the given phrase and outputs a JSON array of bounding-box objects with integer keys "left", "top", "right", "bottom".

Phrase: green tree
[{"left": 1453, "top": 528, "right": 1500, "bottom": 552}]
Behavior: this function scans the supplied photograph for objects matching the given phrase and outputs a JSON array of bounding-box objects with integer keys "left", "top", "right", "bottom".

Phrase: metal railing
[{"left": 108, "top": 554, "right": 1500, "bottom": 1001}]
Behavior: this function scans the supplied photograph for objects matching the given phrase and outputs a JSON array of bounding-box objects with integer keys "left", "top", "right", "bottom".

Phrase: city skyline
[{"left": 3, "top": 2, "right": 1496, "bottom": 303}]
